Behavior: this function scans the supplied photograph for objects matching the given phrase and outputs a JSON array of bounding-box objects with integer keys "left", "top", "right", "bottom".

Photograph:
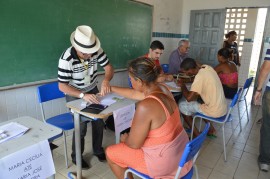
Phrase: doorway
[{"left": 224, "top": 7, "right": 268, "bottom": 86}]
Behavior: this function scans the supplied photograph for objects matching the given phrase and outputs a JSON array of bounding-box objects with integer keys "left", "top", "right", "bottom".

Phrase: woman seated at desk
[
  {"left": 106, "top": 57, "right": 192, "bottom": 179},
  {"left": 214, "top": 48, "right": 238, "bottom": 99}
]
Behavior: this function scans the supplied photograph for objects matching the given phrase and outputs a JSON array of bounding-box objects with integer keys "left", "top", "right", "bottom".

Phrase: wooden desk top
[
  {"left": 0, "top": 116, "right": 62, "bottom": 158},
  {"left": 66, "top": 98, "right": 137, "bottom": 119}
]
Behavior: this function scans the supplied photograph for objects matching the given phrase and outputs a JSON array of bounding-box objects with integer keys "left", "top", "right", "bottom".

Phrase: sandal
[{"left": 207, "top": 133, "right": 217, "bottom": 139}]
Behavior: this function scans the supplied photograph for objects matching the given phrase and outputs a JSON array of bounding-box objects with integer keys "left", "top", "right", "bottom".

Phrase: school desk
[
  {"left": 66, "top": 98, "right": 136, "bottom": 179},
  {"left": 0, "top": 116, "right": 62, "bottom": 179}
]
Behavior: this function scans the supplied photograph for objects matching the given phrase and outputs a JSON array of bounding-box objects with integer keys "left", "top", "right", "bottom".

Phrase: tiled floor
[{"left": 51, "top": 88, "right": 270, "bottom": 179}]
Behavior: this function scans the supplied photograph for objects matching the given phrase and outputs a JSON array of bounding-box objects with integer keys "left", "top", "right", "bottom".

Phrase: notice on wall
[
  {"left": 0, "top": 140, "right": 55, "bottom": 179},
  {"left": 113, "top": 103, "right": 135, "bottom": 143}
]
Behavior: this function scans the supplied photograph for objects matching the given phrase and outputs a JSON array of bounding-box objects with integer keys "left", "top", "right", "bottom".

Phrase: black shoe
[
  {"left": 94, "top": 153, "right": 106, "bottom": 162},
  {"left": 72, "top": 159, "right": 90, "bottom": 170}
]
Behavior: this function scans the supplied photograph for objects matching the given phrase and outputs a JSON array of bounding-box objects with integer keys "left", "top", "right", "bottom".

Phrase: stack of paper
[{"left": 0, "top": 122, "right": 29, "bottom": 144}]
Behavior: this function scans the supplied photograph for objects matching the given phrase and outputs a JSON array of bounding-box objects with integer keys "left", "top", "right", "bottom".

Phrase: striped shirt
[{"left": 58, "top": 47, "right": 110, "bottom": 92}]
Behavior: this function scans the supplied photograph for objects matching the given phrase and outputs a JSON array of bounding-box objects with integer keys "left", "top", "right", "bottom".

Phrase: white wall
[
  {"left": 135, "top": 0, "right": 184, "bottom": 64},
  {"left": 181, "top": 0, "right": 270, "bottom": 33}
]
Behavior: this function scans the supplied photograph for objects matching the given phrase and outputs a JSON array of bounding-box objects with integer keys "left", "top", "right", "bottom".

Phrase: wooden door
[{"left": 189, "top": 9, "right": 226, "bottom": 66}]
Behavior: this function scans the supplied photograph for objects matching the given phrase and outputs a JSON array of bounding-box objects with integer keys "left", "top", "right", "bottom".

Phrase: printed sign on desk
[
  {"left": 0, "top": 140, "right": 55, "bottom": 179},
  {"left": 113, "top": 103, "right": 135, "bottom": 143}
]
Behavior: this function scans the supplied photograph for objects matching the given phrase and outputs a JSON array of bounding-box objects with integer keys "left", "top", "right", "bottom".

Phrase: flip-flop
[{"left": 207, "top": 134, "right": 217, "bottom": 139}]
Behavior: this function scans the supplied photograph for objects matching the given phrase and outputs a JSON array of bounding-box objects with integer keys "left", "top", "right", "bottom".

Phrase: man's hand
[
  {"left": 83, "top": 93, "right": 100, "bottom": 104},
  {"left": 100, "top": 80, "right": 111, "bottom": 96},
  {"left": 176, "top": 78, "right": 185, "bottom": 87},
  {"left": 253, "top": 91, "right": 262, "bottom": 105}
]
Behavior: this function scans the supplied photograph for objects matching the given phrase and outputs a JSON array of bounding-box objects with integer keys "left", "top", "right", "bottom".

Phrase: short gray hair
[{"left": 178, "top": 39, "right": 189, "bottom": 47}]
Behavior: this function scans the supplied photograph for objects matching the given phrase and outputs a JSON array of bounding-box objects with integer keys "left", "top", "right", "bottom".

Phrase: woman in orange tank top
[
  {"left": 106, "top": 57, "right": 191, "bottom": 179},
  {"left": 215, "top": 48, "right": 238, "bottom": 99}
]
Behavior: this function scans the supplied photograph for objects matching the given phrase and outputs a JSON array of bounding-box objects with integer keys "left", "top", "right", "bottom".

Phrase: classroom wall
[
  {"left": 135, "top": 0, "right": 270, "bottom": 65},
  {"left": 134, "top": 0, "right": 184, "bottom": 64}
]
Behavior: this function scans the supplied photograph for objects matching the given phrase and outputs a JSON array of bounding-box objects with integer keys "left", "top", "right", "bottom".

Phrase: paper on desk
[
  {"left": 0, "top": 122, "right": 29, "bottom": 144},
  {"left": 165, "top": 81, "right": 180, "bottom": 89},
  {"left": 99, "top": 93, "right": 125, "bottom": 106},
  {"left": 81, "top": 93, "right": 125, "bottom": 108}
]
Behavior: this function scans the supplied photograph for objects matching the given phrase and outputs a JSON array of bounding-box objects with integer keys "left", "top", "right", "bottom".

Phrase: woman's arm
[
  {"left": 214, "top": 64, "right": 223, "bottom": 74},
  {"left": 122, "top": 99, "right": 154, "bottom": 149},
  {"left": 111, "top": 86, "right": 145, "bottom": 100}
]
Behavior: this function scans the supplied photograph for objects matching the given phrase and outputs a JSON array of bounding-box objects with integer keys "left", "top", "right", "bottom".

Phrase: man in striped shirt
[
  {"left": 254, "top": 48, "right": 270, "bottom": 172},
  {"left": 58, "top": 25, "right": 114, "bottom": 169}
]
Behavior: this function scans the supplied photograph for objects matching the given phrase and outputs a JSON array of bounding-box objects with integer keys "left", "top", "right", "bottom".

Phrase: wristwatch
[{"left": 79, "top": 93, "right": 85, "bottom": 99}]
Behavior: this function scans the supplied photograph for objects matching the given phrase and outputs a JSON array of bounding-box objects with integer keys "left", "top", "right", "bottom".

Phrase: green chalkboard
[{"left": 0, "top": 0, "right": 152, "bottom": 87}]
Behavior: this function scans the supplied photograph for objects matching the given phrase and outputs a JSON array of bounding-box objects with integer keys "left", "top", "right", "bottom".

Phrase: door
[{"left": 189, "top": 9, "right": 226, "bottom": 67}]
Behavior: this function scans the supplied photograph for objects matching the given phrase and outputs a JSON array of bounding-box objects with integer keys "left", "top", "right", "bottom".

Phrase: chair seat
[
  {"left": 194, "top": 112, "right": 231, "bottom": 123},
  {"left": 46, "top": 113, "right": 74, "bottom": 130},
  {"left": 128, "top": 168, "right": 152, "bottom": 179},
  {"left": 127, "top": 166, "right": 194, "bottom": 179}
]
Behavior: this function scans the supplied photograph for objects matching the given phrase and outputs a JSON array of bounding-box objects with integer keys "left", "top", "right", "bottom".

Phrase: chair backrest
[
  {"left": 175, "top": 123, "right": 210, "bottom": 179},
  {"left": 223, "top": 88, "right": 242, "bottom": 121},
  {"left": 37, "top": 82, "right": 66, "bottom": 122},
  {"left": 37, "top": 82, "right": 65, "bottom": 103},
  {"left": 161, "top": 64, "right": 169, "bottom": 73},
  {"left": 240, "top": 77, "right": 253, "bottom": 99},
  {"left": 229, "top": 88, "right": 242, "bottom": 108}
]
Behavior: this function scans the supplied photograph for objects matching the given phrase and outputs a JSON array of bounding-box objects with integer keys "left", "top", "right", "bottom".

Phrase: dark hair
[
  {"left": 150, "top": 40, "right": 164, "bottom": 50},
  {"left": 128, "top": 57, "right": 159, "bottom": 84},
  {"left": 225, "top": 31, "right": 237, "bottom": 39},
  {"left": 180, "top": 58, "right": 197, "bottom": 71},
  {"left": 218, "top": 48, "right": 231, "bottom": 59}
]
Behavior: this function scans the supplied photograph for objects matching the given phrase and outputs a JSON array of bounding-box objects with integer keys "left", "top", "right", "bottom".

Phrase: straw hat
[{"left": 70, "top": 25, "right": 100, "bottom": 54}]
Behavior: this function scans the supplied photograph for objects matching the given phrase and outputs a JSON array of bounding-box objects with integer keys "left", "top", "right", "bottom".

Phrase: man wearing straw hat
[{"left": 58, "top": 25, "right": 114, "bottom": 169}]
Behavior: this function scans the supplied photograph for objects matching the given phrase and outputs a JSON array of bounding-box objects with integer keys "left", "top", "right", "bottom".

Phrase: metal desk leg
[{"left": 74, "top": 112, "right": 82, "bottom": 179}]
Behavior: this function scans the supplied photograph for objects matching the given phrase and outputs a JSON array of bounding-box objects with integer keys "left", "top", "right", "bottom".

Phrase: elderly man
[
  {"left": 58, "top": 25, "right": 114, "bottom": 169},
  {"left": 253, "top": 48, "right": 270, "bottom": 172},
  {"left": 168, "top": 39, "right": 190, "bottom": 74}
]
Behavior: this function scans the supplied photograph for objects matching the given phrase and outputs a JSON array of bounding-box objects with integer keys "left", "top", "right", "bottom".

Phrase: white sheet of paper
[
  {"left": 81, "top": 93, "right": 125, "bottom": 108},
  {"left": 0, "top": 122, "right": 29, "bottom": 144},
  {"left": 99, "top": 93, "right": 124, "bottom": 106},
  {"left": 0, "top": 140, "right": 55, "bottom": 179},
  {"left": 113, "top": 103, "right": 135, "bottom": 143},
  {"left": 165, "top": 81, "right": 180, "bottom": 89}
]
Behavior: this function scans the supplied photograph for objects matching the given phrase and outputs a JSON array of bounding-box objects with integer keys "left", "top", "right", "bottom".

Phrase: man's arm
[
  {"left": 254, "top": 60, "right": 270, "bottom": 105},
  {"left": 177, "top": 78, "right": 199, "bottom": 102},
  {"left": 58, "top": 82, "right": 100, "bottom": 103},
  {"left": 100, "top": 63, "right": 114, "bottom": 95}
]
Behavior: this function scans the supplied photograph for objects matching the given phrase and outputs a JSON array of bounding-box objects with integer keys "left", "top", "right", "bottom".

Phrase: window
[{"left": 224, "top": 8, "right": 248, "bottom": 59}]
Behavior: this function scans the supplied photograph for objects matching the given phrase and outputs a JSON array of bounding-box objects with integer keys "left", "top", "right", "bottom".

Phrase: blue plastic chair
[
  {"left": 237, "top": 77, "right": 253, "bottom": 131},
  {"left": 191, "top": 88, "right": 242, "bottom": 161},
  {"left": 37, "top": 82, "right": 74, "bottom": 168},
  {"left": 124, "top": 123, "right": 210, "bottom": 179},
  {"left": 161, "top": 64, "right": 169, "bottom": 73}
]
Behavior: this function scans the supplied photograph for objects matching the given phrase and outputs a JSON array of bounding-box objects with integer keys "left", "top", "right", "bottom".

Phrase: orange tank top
[{"left": 142, "top": 94, "right": 192, "bottom": 178}]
